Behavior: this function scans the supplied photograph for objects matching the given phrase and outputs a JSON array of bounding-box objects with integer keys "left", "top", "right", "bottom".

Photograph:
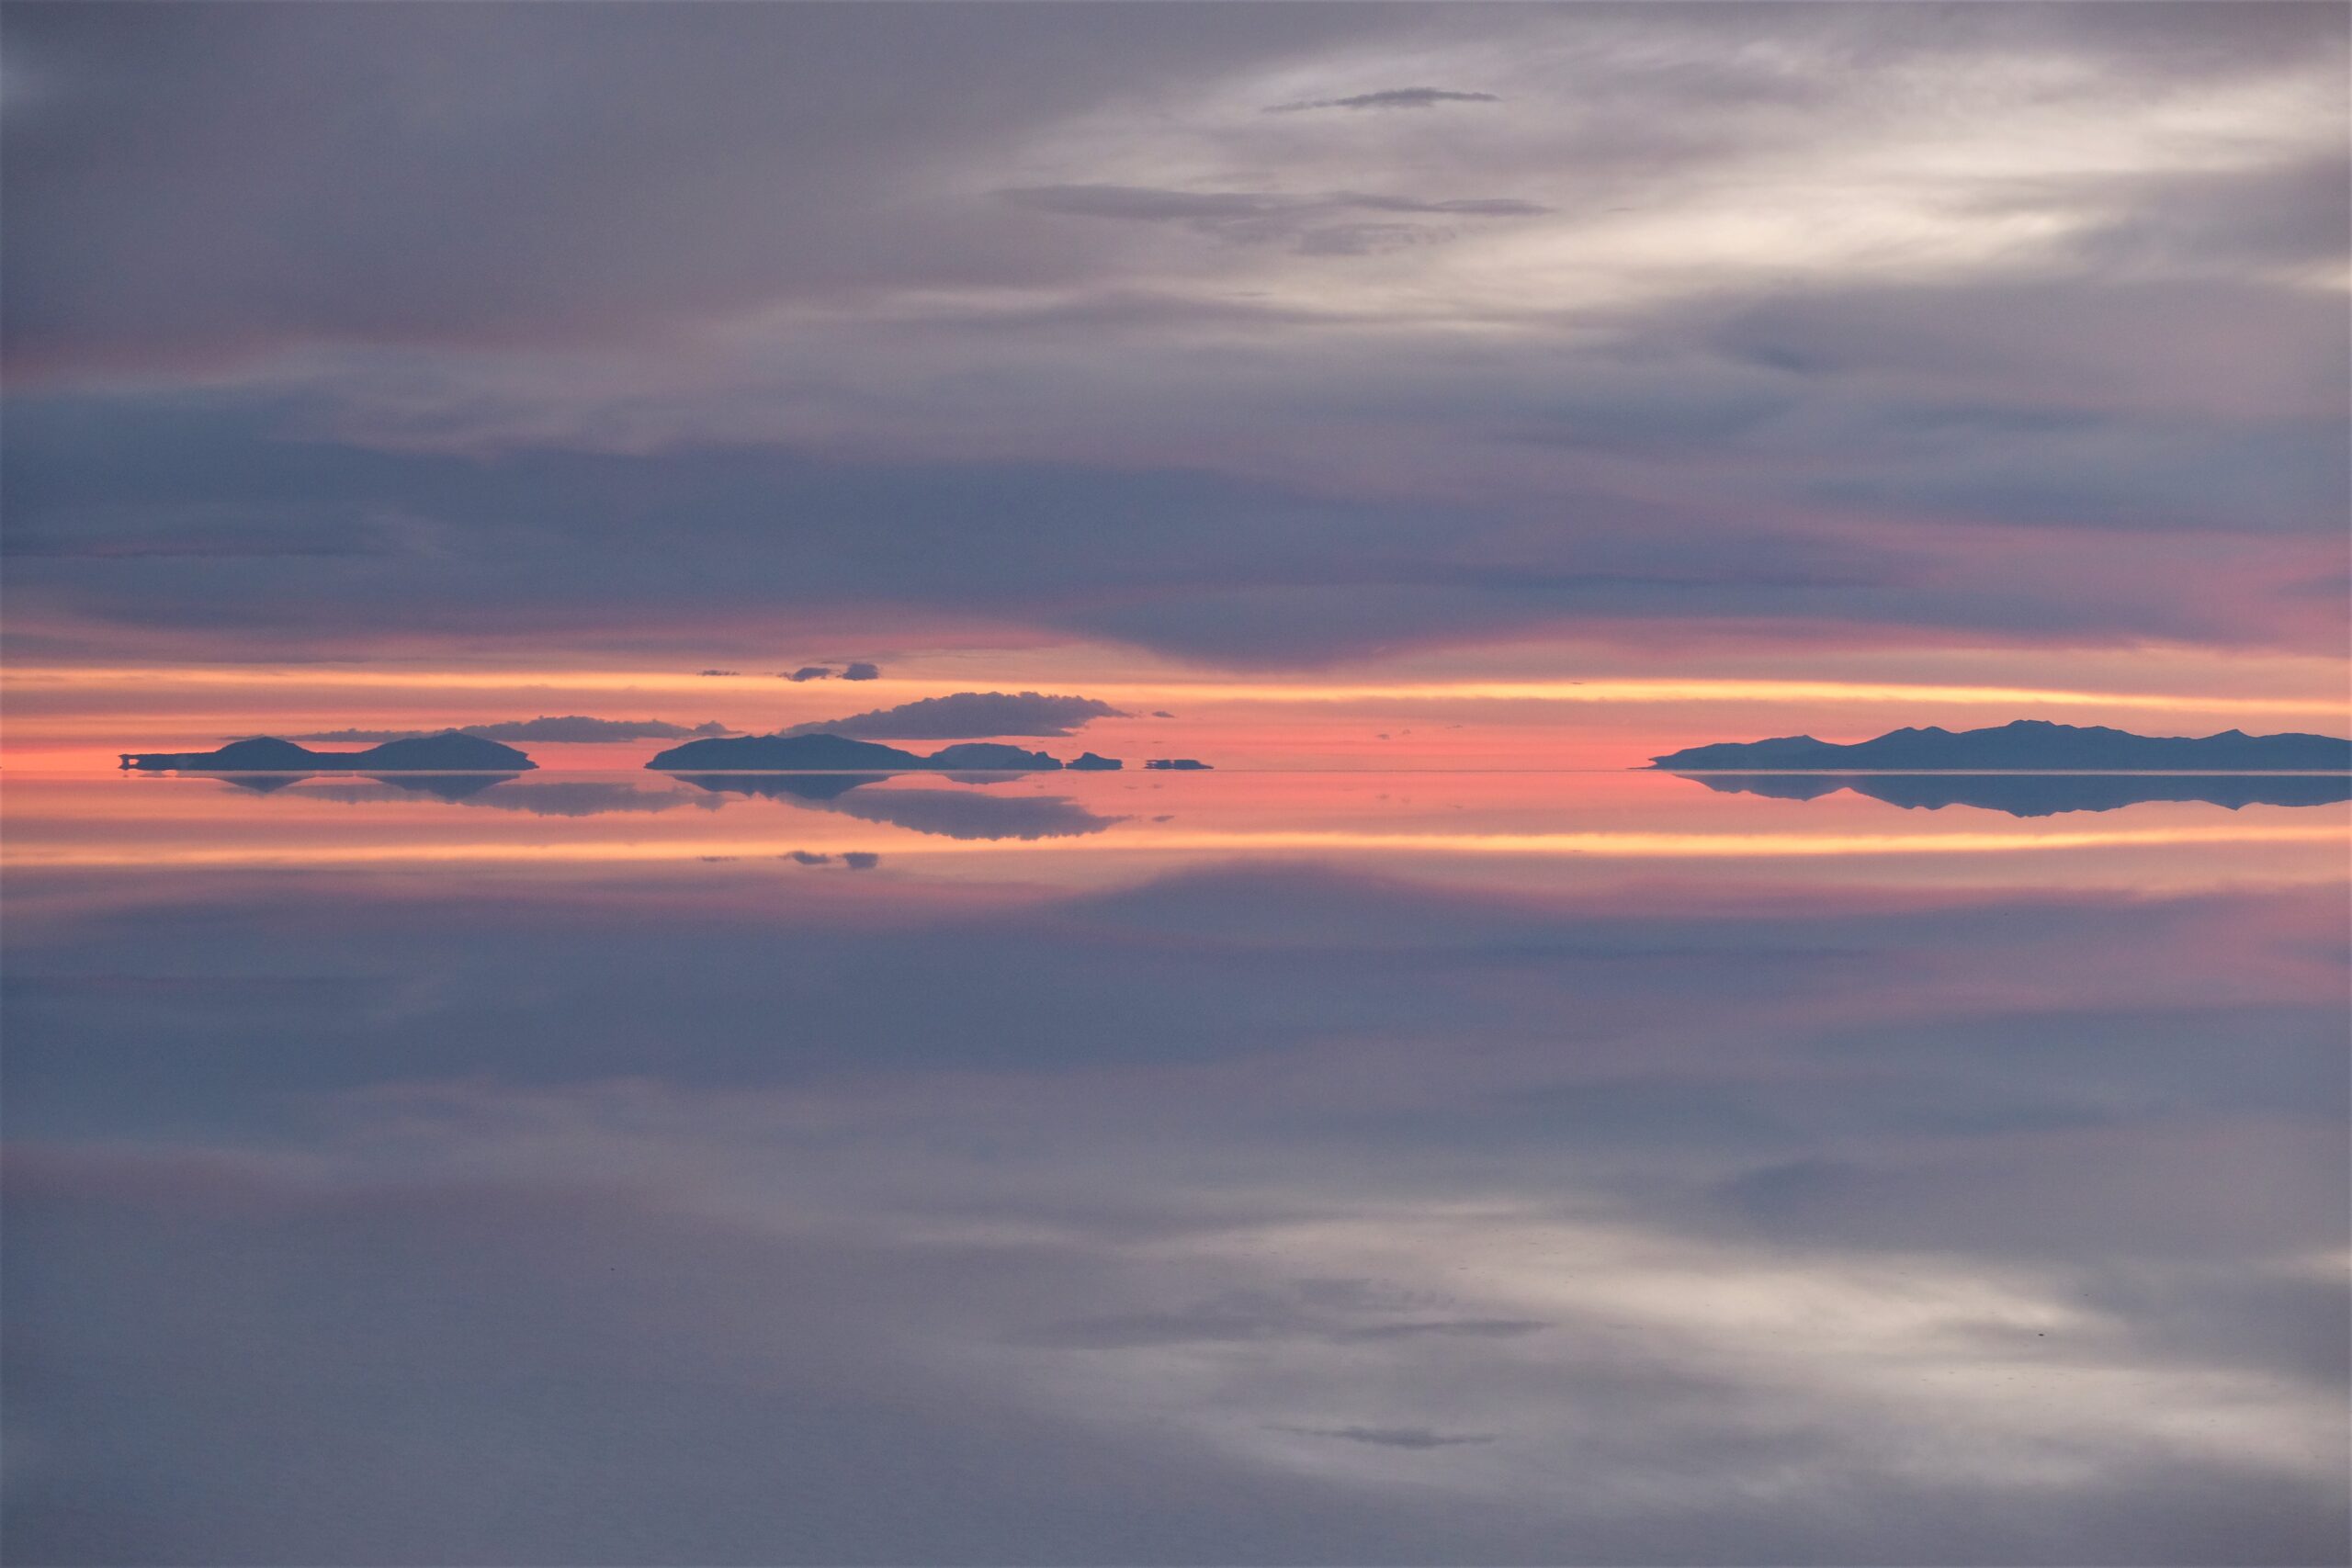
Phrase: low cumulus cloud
[
  {"left": 1265, "top": 86, "right": 1500, "bottom": 113},
  {"left": 291, "top": 716, "right": 734, "bottom": 744},
  {"left": 782, "top": 691, "right": 1127, "bottom": 739},
  {"left": 1004, "top": 184, "right": 1546, "bottom": 253}
]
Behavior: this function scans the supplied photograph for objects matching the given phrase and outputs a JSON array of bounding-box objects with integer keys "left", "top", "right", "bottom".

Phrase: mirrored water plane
[{"left": 6, "top": 760, "right": 2346, "bottom": 1563}]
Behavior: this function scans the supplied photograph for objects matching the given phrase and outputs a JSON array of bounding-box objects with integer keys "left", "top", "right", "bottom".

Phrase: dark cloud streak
[{"left": 1265, "top": 87, "right": 1501, "bottom": 113}]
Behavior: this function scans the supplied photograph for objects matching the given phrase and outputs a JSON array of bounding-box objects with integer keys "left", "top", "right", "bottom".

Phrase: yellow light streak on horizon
[
  {"left": 8, "top": 821, "right": 2339, "bottom": 871},
  {"left": 4, "top": 667, "right": 2346, "bottom": 717}
]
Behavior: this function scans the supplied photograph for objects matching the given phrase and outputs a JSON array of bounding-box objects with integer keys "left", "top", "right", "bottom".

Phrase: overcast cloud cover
[{"left": 2, "top": 3, "right": 2344, "bottom": 671}]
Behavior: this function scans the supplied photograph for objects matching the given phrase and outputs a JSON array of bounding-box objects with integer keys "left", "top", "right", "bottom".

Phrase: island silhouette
[
  {"left": 120, "top": 733, "right": 537, "bottom": 773},
  {"left": 1650, "top": 719, "right": 2350, "bottom": 773},
  {"left": 645, "top": 733, "right": 1130, "bottom": 773}
]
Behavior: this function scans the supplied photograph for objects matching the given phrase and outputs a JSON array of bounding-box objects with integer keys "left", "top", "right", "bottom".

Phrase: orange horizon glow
[{"left": 6, "top": 660, "right": 2346, "bottom": 777}]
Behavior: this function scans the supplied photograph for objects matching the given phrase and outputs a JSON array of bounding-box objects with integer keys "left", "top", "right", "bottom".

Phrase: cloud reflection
[{"left": 3, "top": 795, "right": 2345, "bottom": 1563}]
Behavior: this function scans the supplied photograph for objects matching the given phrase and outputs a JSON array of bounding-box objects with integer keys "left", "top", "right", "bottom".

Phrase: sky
[
  {"left": 3, "top": 2, "right": 2346, "bottom": 761},
  {"left": 5, "top": 13, "right": 2348, "bottom": 1555}
]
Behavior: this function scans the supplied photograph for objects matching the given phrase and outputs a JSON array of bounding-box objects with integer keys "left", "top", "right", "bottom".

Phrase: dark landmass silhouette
[
  {"left": 1146, "top": 758, "right": 1213, "bottom": 770},
  {"left": 122, "top": 733, "right": 537, "bottom": 773},
  {"left": 1069, "top": 752, "right": 1124, "bottom": 771},
  {"left": 927, "top": 742, "right": 1062, "bottom": 770},
  {"left": 1686, "top": 772, "right": 2352, "bottom": 818},
  {"left": 648, "top": 733, "right": 929, "bottom": 771},
  {"left": 1651, "top": 719, "right": 2350, "bottom": 773},
  {"left": 648, "top": 731, "right": 1151, "bottom": 773}
]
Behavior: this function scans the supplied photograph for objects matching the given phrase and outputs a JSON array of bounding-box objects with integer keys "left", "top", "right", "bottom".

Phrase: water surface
[{"left": 6, "top": 771, "right": 2346, "bottom": 1563}]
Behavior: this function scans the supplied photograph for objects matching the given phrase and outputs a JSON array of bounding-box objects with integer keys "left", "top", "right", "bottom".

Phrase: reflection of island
[
  {"left": 122, "top": 734, "right": 537, "bottom": 773},
  {"left": 1651, "top": 719, "right": 2350, "bottom": 773},
  {"left": 1145, "top": 758, "right": 1212, "bottom": 771},
  {"left": 647, "top": 734, "right": 1084, "bottom": 772},
  {"left": 327, "top": 773, "right": 518, "bottom": 803},
  {"left": 1685, "top": 772, "right": 2352, "bottom": 818},
  {"left": 677, "top": 774, "right": 1123, "bottom": 840},
  {"left": 338, "top": 778, "right": 702, "bottom": 813}
]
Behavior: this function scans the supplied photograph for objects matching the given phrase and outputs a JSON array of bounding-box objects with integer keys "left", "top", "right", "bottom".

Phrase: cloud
[
  {"left": 840, "top": 661, "right": 881, "bottom": 681},
  {"left": 1265, "top": 87, "right": 1500, "bottom": 113},
  {"left": 784, "top": 666, "right": 835, "bottom": 682},
  {"left": 1024, "top": 1283, "right": 1547, "bottom": 1349},
  {"left": 781, "top": 691, "right": 1126, "bottom": 739},
  {"left": 1002, "top": 184, "right": 1547, "bottom": 252},
  {"left": 1272, "top": 1425, "right": 1498, "bottom": 1449},
  {"left": 291, "top": 716, "right": 734, "bottom": 744},
  {"left": 2, "top": 5, "right": 2342, "bottom": 671}
]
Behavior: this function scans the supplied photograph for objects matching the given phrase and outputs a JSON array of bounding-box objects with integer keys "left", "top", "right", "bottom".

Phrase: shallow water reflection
[
  {"left": 1681, "top": 770, "right": 2352, "bottom": 817},
  {"left": 5, "top": 773, "right": 2346, "bottom": 1562}
]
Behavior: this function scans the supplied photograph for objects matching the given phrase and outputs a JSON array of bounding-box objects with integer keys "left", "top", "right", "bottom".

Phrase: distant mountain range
[
  {"left": 119, "top": 734, "right": 537, "bottom": 773},
  {"left": 1650, "top": 720, "right": 2350, "bottom": 773},
  {"left": 646, "top": 733, "right": 1130, "bottom": 772}
]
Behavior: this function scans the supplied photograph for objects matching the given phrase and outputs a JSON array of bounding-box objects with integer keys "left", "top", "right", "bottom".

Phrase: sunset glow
[{"left": 5, "top": 5, "right": 2346, "bottom": 1563}]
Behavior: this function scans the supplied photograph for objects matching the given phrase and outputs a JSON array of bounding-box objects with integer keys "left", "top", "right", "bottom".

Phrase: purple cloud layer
[{"left": 1, "top": 5, "right": 2343, "bottom": 668}]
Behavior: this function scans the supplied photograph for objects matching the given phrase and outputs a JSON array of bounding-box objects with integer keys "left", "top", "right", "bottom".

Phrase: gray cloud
[
  {"left": 840, "top": 661, "right": 881, "bottom": 681},
  {"left": 784, "top": 666, "right": 835, "bottom": 682},
  {"left": 1273, "top": 1425, "right": 1498, "bottom": 1449},
  {"left": 1002, "top": 184, "right": 1547, "bottom": 252},
  {"left": 1, "top": 4, "right": 2341, "bottom": 669},
  {"left": 782, "top": 691, "right": 1126, "bottom": 740},
  {"left": 1266, "top": 87, "right": 1500, "bottom": 113}
]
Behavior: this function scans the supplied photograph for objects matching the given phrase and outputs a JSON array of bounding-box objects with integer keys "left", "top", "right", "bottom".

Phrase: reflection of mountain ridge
[
  {"left": 218, "top": 772, "right": 523, "bottom": 802},
  {"left": 1684, "top": 772, "right": 2352, "bottom": 818},
  {"left": 188, "top": 769, "right": 1119, "bottom": 834},
  {"left": 679, "top": 773, "right": 1124, "bottom": 840},
  {"left": 205, "top": 775, "right": 720, "bottom": 814}
]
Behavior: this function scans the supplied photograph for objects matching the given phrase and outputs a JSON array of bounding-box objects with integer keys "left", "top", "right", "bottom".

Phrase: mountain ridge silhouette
[{"left": 1651, "top": 719, "right": 2349, "bottom": 773}]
